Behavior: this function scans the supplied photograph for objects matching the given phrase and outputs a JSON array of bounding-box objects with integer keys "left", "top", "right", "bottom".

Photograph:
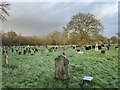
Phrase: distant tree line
[{"left": 1, "top": 30, "right": 118, "bottom": 46}]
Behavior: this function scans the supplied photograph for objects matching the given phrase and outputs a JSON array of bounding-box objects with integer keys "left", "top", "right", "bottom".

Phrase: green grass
[{"left": 2, "top": 44, "right": 119, "bottom": 88}]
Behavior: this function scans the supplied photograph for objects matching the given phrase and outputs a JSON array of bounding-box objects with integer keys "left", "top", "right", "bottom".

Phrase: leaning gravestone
[{"left": 55, "top": 54, "right": 69, "bottom": 80}]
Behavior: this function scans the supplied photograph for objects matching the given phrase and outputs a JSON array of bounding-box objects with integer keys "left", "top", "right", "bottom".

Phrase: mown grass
[{"left": 2, "top": 44, "right": 118, "bottom": 88}]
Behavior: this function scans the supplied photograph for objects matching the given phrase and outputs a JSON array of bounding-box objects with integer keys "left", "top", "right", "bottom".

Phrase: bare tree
[{"left": 0, "top": 2, "right": 10, "bottom": 22}]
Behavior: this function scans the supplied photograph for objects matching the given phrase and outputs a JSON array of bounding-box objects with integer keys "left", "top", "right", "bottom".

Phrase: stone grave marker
[
  {"left": 11, "top": 48, "right": 14, "bottom": 52},
  {"left": 89, "top": 46, "right": 91, "bottom": 50},
  {"left": 30, "top": 49, "right": 35, "bottom": 55},
  {"left": 28, "top": 48, "right": 31, "bottom": 54},
  {"left": 98, "top": 46, "right": 102, "bottom": 50},
  {"left": 95, "top": 44, "right": 98, "bottom": 51},
  {"left": 101, "top": 44, "right": 104, "bottom": 47},
  {"left": 16, "top": 49, "right": 18, "bottom": 52},
  {"left": 92, "top": 45, "right": 95, "bottom": 49},
  {"left": 115, "top": 46, "right": 118, "bottom": 49},
  {"left": 18, "top": 51, "right": 22, "bottom": 55},
  {"left": 85, "top": 46, "right": 89, "bottom": 50},
  {"left": 106, "top": 46, "right": 109, "bottom": 50},
  {"left": 2, "top": 50, "right": 5, "bottom": 54},
  {"left": 49, "top": 47, "right": 54, "bottom": 52},
  {"left": 55, "top": 54, "right": 69, "bottom": 80},
  {"left": 77, "top": 49, "right": 80, "bottom": 52},
  {"left": 101, "top": 50, "right": 107, "bottom": 54},
  {"left": 3, "top": 52, "right": 9, "bottom": 66},
  {"left": 23, "top": 49, "right": 26, "bottom": 55}
]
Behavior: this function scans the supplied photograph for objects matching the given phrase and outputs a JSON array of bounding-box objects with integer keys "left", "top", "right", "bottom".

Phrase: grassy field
[{"left": 2, "top": 44, "right": 119, "bottom": 88}]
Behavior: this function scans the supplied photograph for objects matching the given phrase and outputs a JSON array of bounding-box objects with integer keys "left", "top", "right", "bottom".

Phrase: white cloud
[{"left": 93, "top": 3, "right": 118, "bottom": 19}]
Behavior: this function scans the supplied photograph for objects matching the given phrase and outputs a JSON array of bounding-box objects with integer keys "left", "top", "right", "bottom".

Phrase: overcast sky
[{"left": 3, "top": 2, "right": 118, "bottom": 38}]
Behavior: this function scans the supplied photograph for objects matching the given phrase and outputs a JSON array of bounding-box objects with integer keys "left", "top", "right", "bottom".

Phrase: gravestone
[
  {"left": 73, "top": 46, "right": 75, "bottom": 49},
  {"left": 2, "top": 50, "right": 5, "bottom": 54},
  {"left": 101, "top": 50, "right": 107, "bottom": 54},
  {"left": 30, "top": 49, "right": 35, "bottom": 55},
  {"left": 85, "top": 46, "right": 89, "bottom": 50},
  {"left": 35, "top": 48, "right": 38, "bottom": 52},
  {"left": 108, "top": 39, "right": 111, "bottom": 47},
  {"left": 28, "top": 48, "right": 31, "bottom": 54},
  {"left": 77, "top": 49, "right": 80, "bottom": 52},
  {"left": 49, "top": 47, "right": 54, "bottom": 52},
  {"left": 92, "top": 45, "right": 95, "bottom": 49},
  {"left": 16, "top": 49, "right": 18, "bottom": 52},
  {"left": 98, "top": 46, "right": 102, "bottom": 50},
  {"left": 23, "top": 50, "right": 26, "bottom": 55},
  {"left": 11, "top": 48, "right": 14, "bottom": 52},
  {"left": 101, "top": 44, "right": 104, "bottom": 47},
  {"left": 115, "top": 46, "right": 118, "bottom": 49},
  {"left": 55, "top": 54, "right": 69, "bottom": 80},
  {"left": 95, "top": 44, "right": 98, "bottom": 51},
  {"left": 4, "top": 53, "right": 8, "bottom": 66},
  {"left": 89, "top": 46, "right": 91, "bottom": 50},
  {"left": 106, "top": 46, "right": 109, "bottom": 50},
  {"left": 18, "top": 51, "right": 22, "bottom": 55},
  {"left": 6, "top": 50, "right": 8, "bottom": 54}
]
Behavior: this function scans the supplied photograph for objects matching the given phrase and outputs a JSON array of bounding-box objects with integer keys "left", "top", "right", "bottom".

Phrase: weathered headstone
[
  {"left": 35, "top": 48, "right": 38, "bottom": 52},
  {"left": 18, "top": 51, "right": 22, "bottom": 55},
  {"left": 16, "top": 49, "right": 18, "bottom": 52},
  {"left": 106, "top": 46, "right": 109, "bottom": 50},
  {"left": 3, "top": 53, "right": 8, "bottom": 66},
  {"left": 2, "top": 50, "right": 5, "bottom": 54},
  {"left": 55, "top": 54, "right": 69, "bottom": 80},
  {"left": 30, "top": 49, "right": 34, "bottom": 55},
  {"left": 23, "top": 50, "right": 26, "bottom": 55},
  {"left": 115, "top": 46, "right": 118, "bottom": 49},
  {"left": 92, "top": 45, "right": 95, "bottom": 49},
  {"left": 101, "top": 44, "right": 104, "bottom": 47},
  {"left": 101, "top": 50, "right": 107, "bottom": 54},
  {"left": 98, "top": 46, "right": 102, "bottom": 50},
  {"left": 95, "top": 44, "right": 98, "bottom": 51},
  {"left": 11, "top": 48, "right": 14, "bottom": 52},
  {"left": 49, "top": 47, "right": 54, "bottom": 52},
  {"left": 89, "top": 46, "right": 91, "bottom": 50},
  {"left": 28, "top": 48, "right": 31, "bottom": 54},
  {"left": 73, "top": 46, "right": 75, "bottom": 49},
  {"left": 85, "top": 46, "right": 89, "bottom": 50},
  {"left": 77, "top": 49, "right": 80, "bottom": 52},
  {"left": 108, "top": 39, "right": 111, "bottom": 47}
]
